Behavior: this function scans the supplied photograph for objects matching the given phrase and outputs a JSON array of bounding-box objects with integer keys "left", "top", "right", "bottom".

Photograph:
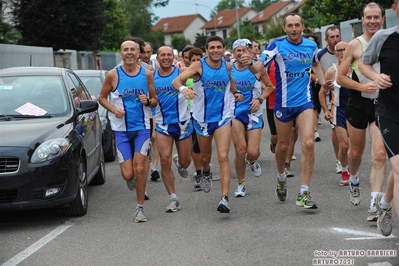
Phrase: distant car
[
  {"left": 74, "top": 70, "right": 116, "bottom": 162},
  {"left": 0, "top": 67, "right": 105, "bottom": 216}
]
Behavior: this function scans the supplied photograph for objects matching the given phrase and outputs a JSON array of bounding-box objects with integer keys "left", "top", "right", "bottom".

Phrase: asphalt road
[{"left": 1, "top": 117, "right": 398, "bottom": 266}]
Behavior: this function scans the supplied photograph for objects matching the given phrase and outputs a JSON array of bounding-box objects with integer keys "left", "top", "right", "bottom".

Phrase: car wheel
[
  {"left": 104, "top": 134, "right": 116, "bottom": 162},
  {"left": 63, "top": 157, "right": 88, "bottom": 216},
  {"left": 91, "top": 148, "right": 106, "bottom": 185}
]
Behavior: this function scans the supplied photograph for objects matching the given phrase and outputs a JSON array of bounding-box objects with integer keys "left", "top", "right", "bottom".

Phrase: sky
[{"left": 152, "top": 0, "right": 219, "bottom": 22}]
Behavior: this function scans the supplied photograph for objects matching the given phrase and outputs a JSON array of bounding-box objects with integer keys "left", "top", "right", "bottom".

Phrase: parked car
[
  {"left": 74, "top": 70, "right": 116, "bottom": 162},
  {"left": 0, "top": 67, "right": 105, "bottom": 216}
]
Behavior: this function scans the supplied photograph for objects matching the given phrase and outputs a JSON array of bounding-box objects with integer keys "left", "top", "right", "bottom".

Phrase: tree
[
  {"left": 263, "top": 17, "right": 284, "bottom": 41},
  {"left": 101, "top": 0, "right": 129, "bottom": 51},
  {"left": 249, "top": 0, "right": 276, "bottom": 11},
  {"left": 193, "top": 32, "right": 209, "bottom": 51},
  {"left": 214, "top": 0, "right": 245, "bottom": 15},
  {"left": 171, "top": 34, "right": 190, "bottom": 51},
  {"left": 227, "top": 19, "right": 264, "bottom": 47},
  {"left": 0, "top": 21, "right": 21, "bottom": 44},
  {"left": 300, "top": 0, "right": 393, "bottom": 29},
  {"left": 11, "top": 0, "right": 107, "bottom": 51}
]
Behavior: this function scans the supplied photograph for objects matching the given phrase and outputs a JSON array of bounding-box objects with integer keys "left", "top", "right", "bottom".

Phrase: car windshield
[
  {"left": 78, "top": 76, "right": 102, "bottom": 98},
  {"left": 0, "top": 75, "right": 69, "bottom": 116}
]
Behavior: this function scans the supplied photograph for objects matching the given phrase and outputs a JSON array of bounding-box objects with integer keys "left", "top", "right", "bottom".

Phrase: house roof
[
  {"left": 250, "top": 1, "right": 294, "bottom": 23},
  {"left": 280, "top": 0, "right": 306, "bottom": 17},
  {"left": 201, "top": 7, "right": 256, "bottom": 30},
  {"left": 152, "top": 14, "right": 206, "bottom": 33}
]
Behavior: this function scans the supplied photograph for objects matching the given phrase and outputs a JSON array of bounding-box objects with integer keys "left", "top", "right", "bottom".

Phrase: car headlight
[
  {"left": 100, "top": 116, "right": 108, "bottom": 131},
  {"left": 31, "top": 138, "right": 71, "bottom": 163}
]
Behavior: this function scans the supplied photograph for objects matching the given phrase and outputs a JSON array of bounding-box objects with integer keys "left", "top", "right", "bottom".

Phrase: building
[
  {"left": 152, "top": 14, "right": 207, "bottom": 46},
  {"left": 201, "top": 7, "right": 258, "bottom": 40}
]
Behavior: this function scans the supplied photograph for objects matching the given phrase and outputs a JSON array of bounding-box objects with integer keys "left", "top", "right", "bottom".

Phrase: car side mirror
[{"left": 77, "top": 100, "right": 98, "bottom": 115}]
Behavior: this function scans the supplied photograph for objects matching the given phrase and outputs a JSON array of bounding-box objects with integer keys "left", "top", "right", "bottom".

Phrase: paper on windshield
[{"left": 15, "top": 102, "right": 48, "bottom": 116}]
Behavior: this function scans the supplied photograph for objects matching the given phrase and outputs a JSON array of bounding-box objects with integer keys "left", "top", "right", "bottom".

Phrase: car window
[
  {"left": 77, "top": 76, "right": 103, "bottom": 98},
  {"left": 66, "top": 73, "right": 91, "bottom": 107},
  {"left": 0, "top": 76, "right": 68, "bottom": 115}
]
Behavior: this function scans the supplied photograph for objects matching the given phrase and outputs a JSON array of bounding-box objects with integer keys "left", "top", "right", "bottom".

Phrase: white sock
[
  {"left": 380, "top": 195, "right": 390, "bottom": 210},
  {"left": 349, "top": 173, "right": 359, "bottom": 184},
  {"left": 342, "top": 165, "right": 348, "bottom": 172},
  {"left": 300, "top": 185, "right": 309, "bottom": 194},
  {"left": 170, "top": 194, "right": 177, "bottom": 200},
  {"left": 370, "top": 192, "right": 379, "bottom": 208},
  {"left": 277, "top": 172, "right": 286, "bottom": 182}
]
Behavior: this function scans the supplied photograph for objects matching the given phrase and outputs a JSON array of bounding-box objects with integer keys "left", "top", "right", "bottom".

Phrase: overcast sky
[{"left": 152, "top": 0, "right": 219, "bottom": 22}]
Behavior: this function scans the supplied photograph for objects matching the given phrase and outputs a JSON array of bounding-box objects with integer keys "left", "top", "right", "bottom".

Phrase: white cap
[{"left": 224, "top": 51, "right": 231, "bottom": 56}]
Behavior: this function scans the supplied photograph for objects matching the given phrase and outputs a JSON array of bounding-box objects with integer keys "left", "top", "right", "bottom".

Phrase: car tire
[
  {"left": 104, "top": 134, "right": 116, "bottom": 162},
  {"left": 63, "top": 157, "right": 88, "bottom": 217},
  {"left": 91, "top": 149, "right": 106, "bottom": 185}
]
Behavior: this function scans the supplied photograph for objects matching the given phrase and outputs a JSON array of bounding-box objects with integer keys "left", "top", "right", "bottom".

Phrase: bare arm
[
  {"left": 319, "top": 66, "right": 334, "bottom": 121},
  {"left": 140, "top": 69, "right": 158, "bottom": 108},
  {"left": 312, "top": 61, "right": 333, "bottom": 90},
  {"left": 226, "top": 62, "right": 243, "bottom": 102},
  {"left": 359, "top": 59, "right": 392, "bottom": 89},
  {"left": 172, "top": 61, "right": 200, "bottom": 100},
  {"left": 98, "top": 69, "right": 125, "bottom": 117}
]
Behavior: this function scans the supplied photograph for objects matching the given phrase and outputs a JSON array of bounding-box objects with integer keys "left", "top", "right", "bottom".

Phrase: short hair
[
  {"left": 304, "top": 33, "right": 320, "bottom": 47},
  {"left": 205, "top": 36, "right": 225, "bottom": 49},
  {"left": 156, "top": 45, "right": 173, "bottom": 56},
  {"left": 144, "top": 42, "right": 153, "bottom": 50},
  {"left": 325, "top": 26, "right": 340, "bottom": 38},
  {"left": 181, "top": 45, "right": 195, "bottom": 56},
  {"left": 283, "top": 13, "right": 304, "bottom": 26},
  {"left": 362, "top": 2, "right": 385, "bottom": 17},
  {"left": 188, "top": 48, "right": 204, "bottom": 61},
  {"left": 124, "top": 36, "right": 145, "bottom": 54}
]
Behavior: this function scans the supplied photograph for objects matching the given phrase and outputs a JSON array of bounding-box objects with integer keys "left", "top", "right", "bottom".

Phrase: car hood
[{"left": 0, "top": 117, "right": 73, "bottom": 148}]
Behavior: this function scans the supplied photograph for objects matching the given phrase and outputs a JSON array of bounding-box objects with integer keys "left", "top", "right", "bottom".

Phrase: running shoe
[
  {"left": 144, "top": 190, "right": 150, "bottom": 200},
  {"left": 126, "top": 177, "right": 136, "bottom": 191},
  {"left": 367, "top": 204, "right": 378, "bottom": 222},
  {"left": 375, "top": 193, "right": 393, "bottom": 236},
  {"left": 217, "top": 197, "right": 230, "bottom": 213},
  {"left": 291, "top": 155, "right": 297, "bottom": 160},
  {"left": 234, "top": 184, "right": 246, "bottom": 197},
  {"left": 150, "top": 168, "right": 160, "bottom": 181},
  {"left": 172, "top": 154, "right": 188, "bottom": 178},
  {"left": 349, "top": 182, "right": 361, "bottom": 206},
  {"left": 296, "top": 191, "right": 318, "bottom": 209},
  {"left": 314, "top": 131, "right": 321, "bottom": 142},
  {"left": 194, "top": 174, "right": 202, "bottom": 191},
  {"left": 335, "top": 161, "right": 342, "bottom": 174},
  {"left": 166, "top": 198, "right": 180, "bottom": 212},
  {"left": 340, "top": 170, "right": 350, "bottom": 186},
  {"left": 202, "top": 173, "right": 212, "bottom": 193},
  {"left": 134, "top": 207, "right": 147, "bottom": 223},
  {"left": 249, "top": 161, "right": 261, "bottom": 177},
  {"left": 276, "top": 179, "right": 287, "bottom": 201},
  {"left": 270, "top": 142, "right": 276, "bottom": 153},
  {"left": 285, "top": 163, "right": 294, "bottom": 177}
]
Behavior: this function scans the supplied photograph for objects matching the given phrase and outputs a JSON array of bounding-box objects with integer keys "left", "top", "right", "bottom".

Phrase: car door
[{"left": 65, "top": 72, "right": 99, "bottom": 174}]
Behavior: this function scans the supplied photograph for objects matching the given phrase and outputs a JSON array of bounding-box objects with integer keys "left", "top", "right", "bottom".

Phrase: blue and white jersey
[
  {"left": 154, "top": 66, "right": 190, "bottom": 124},
  {"left": 193, "top": 57, "right": 232, "bottom": 123},
  {"left": 231, "top": 63, "right": 262, "bottom": 117},
  {"left": 108, "top": 66, "right": 151, "bottom": 131},
  {"left": 259, "top": 37, "right": 318, "bottom": 108}
]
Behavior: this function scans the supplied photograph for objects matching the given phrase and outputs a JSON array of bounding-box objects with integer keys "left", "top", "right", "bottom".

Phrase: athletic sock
[
  {"left": 300, "top": 185, "right": 309, "bottom": 195},
  {"left": 277, "top": 172, "right": 286, "bottom": 182}
]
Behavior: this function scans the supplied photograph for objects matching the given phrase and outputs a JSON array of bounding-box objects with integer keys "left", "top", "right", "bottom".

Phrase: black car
[
  {"left": 74, "top": 70, "right": 116, "bottom": 162},
  {"left": 0, "top": 67, "right": 105, "bottom": 216}
]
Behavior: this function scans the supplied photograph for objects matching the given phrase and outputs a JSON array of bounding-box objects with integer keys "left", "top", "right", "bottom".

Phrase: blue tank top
[
  {"left": 154, "top": 66, "right": 190, "bottom": 124},
  {"left": 231, "top": 63, "right": 262, "bottom": 117},
  {"left": 259, "top": 37, "right": 317, "bottom": 108},
  {"left": 108, "top": 66, "right": 151, "bottom": 131},
  {"left": 193, "top": 57, "right": 233, "bottom": 123}
]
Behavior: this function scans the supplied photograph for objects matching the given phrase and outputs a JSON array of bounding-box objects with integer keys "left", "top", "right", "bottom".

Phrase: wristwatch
[
  {"left": 145, "top": 98, "right": 152, "bottom": 106},
  {"left": 257, "top": 97, "right": 263, "bottom": 104}
]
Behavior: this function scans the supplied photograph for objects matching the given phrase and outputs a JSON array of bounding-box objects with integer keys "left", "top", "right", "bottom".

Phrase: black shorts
[
  {"left": 376, "top": 116, "right": 399, "bottom": 159},
  {"left": 191, "top": 115, "right": 200, "bottom": 153},
  {"left": 345, "top": 96, "right": 376, "bottom": 129},
  {"left": 312, "top": 83, "right": 321, "bottom": 113},
  {"left": 267, "top": 109, "right": 277, "bottom": 135}
]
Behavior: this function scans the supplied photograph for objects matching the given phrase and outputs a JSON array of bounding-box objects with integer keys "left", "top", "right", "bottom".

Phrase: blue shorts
[
  {"left": 331, "top": 105, "right": 347, "bottom": 129},
  {"left": 156, "top": 120, "right": 193, "bottom": 141},
  {"left": 234, "top": 113, "right": 264, "bottom": 130},
  {"left": 274, "top": 102, "right": 313, "bottom": 122},
  {"left": 194, "top": 117, "right": 232, "bottom": 137},
  {"left": 114, "top": 130, "right": 151, "bottom": 163}
]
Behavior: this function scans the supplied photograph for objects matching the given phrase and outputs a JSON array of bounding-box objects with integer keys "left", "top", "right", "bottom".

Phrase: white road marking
[
  {"left": 1, "top": 223, "right": 73, "bottom": 266},
  {"left": 331, "top": 227, "right": 396, "bottom": 240}
]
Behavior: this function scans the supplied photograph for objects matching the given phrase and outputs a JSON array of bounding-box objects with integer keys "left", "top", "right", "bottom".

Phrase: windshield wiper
[{"left": 0, "top": 114, "right": 53, "bottom": 120}]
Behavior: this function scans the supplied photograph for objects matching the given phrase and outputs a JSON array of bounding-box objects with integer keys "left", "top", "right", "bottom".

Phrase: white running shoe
[
  {"left": 335, "top": 161, "right": 342, "bottom": 174},
  {"left": 249, "top": 161, "right": 261, "bottom": 177},
  {"left": 234, "top": 184, "right": 246, "bottom": 197},
  {"left": 172, "top": 154, "right": 188, "bottom": 178}
]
